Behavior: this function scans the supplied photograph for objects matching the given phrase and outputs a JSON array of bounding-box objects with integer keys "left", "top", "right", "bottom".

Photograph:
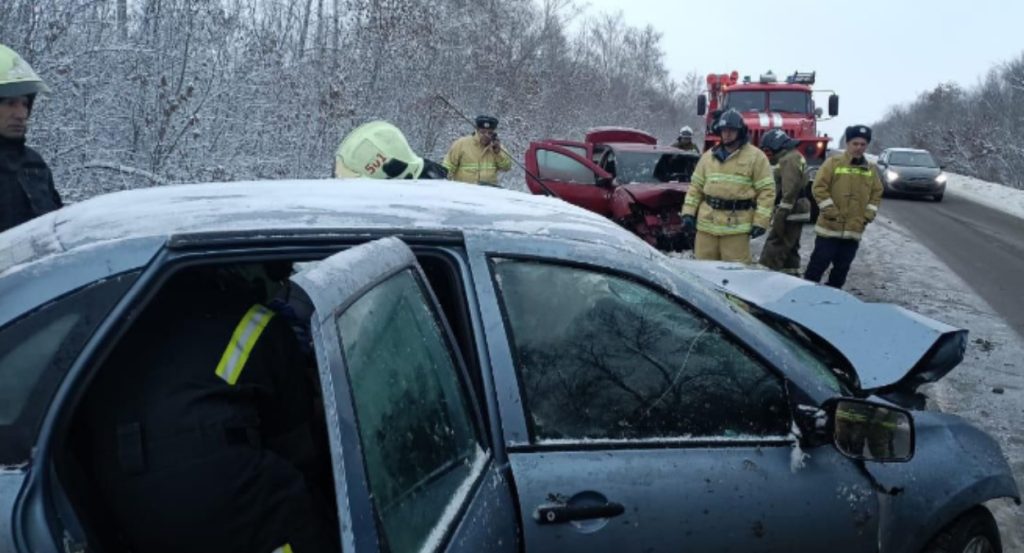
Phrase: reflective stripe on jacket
[
  {"left": 774, "top": 148, "right": 809, "bottom": 216},
  {"left": 682, "top": 143, "right": 775, "bottom": 235},
  {"left": 215, "top": 304, "right": 276, "bottom": 385},
  {"left": 812, "top": 152, "right": 883, "bottom": 241},
  {"left": 442, "top": 133, "right": 512, "bottom": 185}
]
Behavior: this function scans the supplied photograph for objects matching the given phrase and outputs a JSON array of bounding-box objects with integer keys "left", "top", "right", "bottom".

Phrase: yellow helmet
[
  {"left": 0, "top": 44, "right": 50, "bottom": 98},
  {"left": 333, "top": 121, "right": 425, "bottom": 179}
]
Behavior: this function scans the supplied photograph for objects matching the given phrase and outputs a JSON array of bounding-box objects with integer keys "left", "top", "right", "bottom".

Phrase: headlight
[
  {"left": 935, "top": 173, "right": 947, "bottom": 184},
  {"left": 885, "top": 169, "right": 899, "bottom": 181}
]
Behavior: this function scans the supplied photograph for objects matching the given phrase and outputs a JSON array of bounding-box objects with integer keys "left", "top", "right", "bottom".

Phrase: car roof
[
  {"left": 602, "top": 143, "right": 693, "bottom": 154},
  {"left": 883, "top": 147, "right": 931, "bottom": 153},
  {"left": 0, "top": 179, "right": 654, "bottom": 276}
]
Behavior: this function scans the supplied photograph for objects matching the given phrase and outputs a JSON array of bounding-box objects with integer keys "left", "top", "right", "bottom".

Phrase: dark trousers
[
  {"left": 804, "top": 236, "right": 860, "bottom": 289},
  {"left": 759, "top": 221, "right": 803, "bottom": 274}
]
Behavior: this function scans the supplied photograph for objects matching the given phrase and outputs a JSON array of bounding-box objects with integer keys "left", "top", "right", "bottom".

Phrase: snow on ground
[
  {"left": 945, "top": 173, "right": 1024, "bottom": 220},
  {"left": 748, "top": 183, "right": 1024, "bottom": 549}
]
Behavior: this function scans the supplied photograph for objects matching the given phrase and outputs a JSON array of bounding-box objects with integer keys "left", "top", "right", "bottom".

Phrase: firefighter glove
[
  {"left": 750, "top": 225, "right": 766, "bottom": 239},
  {"left": 681, "top": 214, "right": 696, "bottom": 231}
]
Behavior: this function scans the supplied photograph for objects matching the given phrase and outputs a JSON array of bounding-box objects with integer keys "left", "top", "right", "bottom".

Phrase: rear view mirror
[
  {"left": 828, "top": 94, "right": 840, "bottom": 117},
  {"left": 814, "top": 107, "right": 824, "bottom": 118},
  {"left": 596, "top": 176, "right": 615, "bottom": 188},
  {"left": 697, "top": 94, "right": 707, "bottom": 116},
  {"left": 829, "top": 399, "right": 914, "bottom": 462}
]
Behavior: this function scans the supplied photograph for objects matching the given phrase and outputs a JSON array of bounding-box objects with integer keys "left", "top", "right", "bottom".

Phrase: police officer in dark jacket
[
  {"left": 82, "top": 264, "right": 339, "bottom": 553},
  {"left": 0, "top": 44, "right": 61, "bottom": 233}
]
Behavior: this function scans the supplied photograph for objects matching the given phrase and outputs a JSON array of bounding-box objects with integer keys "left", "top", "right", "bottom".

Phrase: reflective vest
[
  {"left": 682, "top": 143, "right": 775, "bottom": 235},
  {"left": 812, "top": 152, "right": 883, "bottom": 241},
  {"left": 442, "top": 133, "right": 512, "bottom": 185}
]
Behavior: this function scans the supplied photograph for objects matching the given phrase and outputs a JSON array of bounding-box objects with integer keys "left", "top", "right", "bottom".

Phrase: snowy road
[{"left": 879, "top": 192, "right": 1024, "bottom": 340}]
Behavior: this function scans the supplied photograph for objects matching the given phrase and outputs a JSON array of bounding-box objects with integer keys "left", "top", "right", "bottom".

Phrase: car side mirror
[
  {"left": 939, "top": 164, "right": 946, "bottom": 170},
  {"left": 828, "top": 398, "right": 914, "bottom": 462},
  {"left": 596, "top": 176, "right": 614, "bottom": 187},
  {"left": 828, "top": 94, "right": 839, "bottom": 117}
]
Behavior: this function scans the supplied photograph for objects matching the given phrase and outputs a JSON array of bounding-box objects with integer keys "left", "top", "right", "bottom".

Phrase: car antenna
[{"left": 432, "top": 94, "right": 562, "bottom": 199}]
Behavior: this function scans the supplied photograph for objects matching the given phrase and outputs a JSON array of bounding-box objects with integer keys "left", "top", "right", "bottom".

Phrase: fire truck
[
  {"left": 698, "top": 70, "right": 838, "bottom": 159},
  {"left": 698, "top": 70, "right": 839, "bottom": 220}
]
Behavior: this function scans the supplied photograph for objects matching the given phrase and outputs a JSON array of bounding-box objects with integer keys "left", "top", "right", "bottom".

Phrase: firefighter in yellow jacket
[
  {"left": 442, "top": 115, "right": 512, "bottom": 186},
  {"left": 803, "top": 125, "right": 883, "bottom": 288},
  {"left": 758, "top": 128, "right": 810, "bottom": 274},
  {"left": 682, "top": 109, "right": 775, "bottom": 262},
  {"left": 670, "top": 126, "right": 701, "bottom": 154}
]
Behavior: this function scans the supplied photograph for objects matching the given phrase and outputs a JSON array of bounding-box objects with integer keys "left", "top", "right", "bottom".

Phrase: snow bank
[{"left": 944, "top": 173, "right": 1024, "bottom": 220}]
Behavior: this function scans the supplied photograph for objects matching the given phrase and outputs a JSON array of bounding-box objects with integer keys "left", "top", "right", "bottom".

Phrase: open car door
[
  {"left": 290, "top": 237, "right": 518, "bottom": 553},
  {"left": 524, "top": 141, "right": 614, "bottom": 216}
]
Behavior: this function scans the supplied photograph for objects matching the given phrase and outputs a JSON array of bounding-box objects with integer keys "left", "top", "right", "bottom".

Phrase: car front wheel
[
  {"left": 933, "top": 193, "right": 944, "bottom": 202},
  {"left": 922, "top": 508, "right": 1001, "bottom": 553}
]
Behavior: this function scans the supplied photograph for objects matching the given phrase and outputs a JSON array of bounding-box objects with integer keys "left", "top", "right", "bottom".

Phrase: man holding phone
[{"left": 442, "top": 114, "right": 512, "bottom": 186}]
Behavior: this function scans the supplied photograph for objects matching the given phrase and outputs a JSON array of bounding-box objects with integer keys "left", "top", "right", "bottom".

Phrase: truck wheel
[{"left": 922, "top": 508, "right": 1001, "bottom": 553}]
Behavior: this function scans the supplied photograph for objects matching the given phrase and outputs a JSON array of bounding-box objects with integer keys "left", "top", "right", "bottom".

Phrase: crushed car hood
[
  {"left": 675, "top": 260, "right": 967, "bottom": 393},
  {"left": 617, "top": 183, "right": 688, "bottom": 209}
]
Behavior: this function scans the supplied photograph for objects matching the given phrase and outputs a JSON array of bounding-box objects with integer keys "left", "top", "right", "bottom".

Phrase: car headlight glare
[
  {"left": 885, "top": 169, "right": 899, "bottom": 181},
  {"left": 935, "top": 173, "right": 947, "bottom": 184}
]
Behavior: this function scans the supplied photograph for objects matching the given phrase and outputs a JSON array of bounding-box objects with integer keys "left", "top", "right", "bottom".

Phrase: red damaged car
[{"left": 525, "top": 127, "right": 699, "bottom": 251}]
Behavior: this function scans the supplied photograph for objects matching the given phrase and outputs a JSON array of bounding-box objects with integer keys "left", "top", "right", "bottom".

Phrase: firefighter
[
  {"left": 671, "top": 126, "right": 701, "bottom": 154},
  {"left": 83, "top": 264, "right": 339, "bottom": 553},
  {"left": 758, "top": 128, "right": 810, "bottom": 274},
  {"left": 442, "top": 114, "right": 512, "bottom": 186},
  {"left": 681, "top": 109, "right": 775, "bottom": 262},
  {"left": 334, "top": 120, "right": 448, "bottom": 179},
  {"left": 0, "top": 43, "right": 61, "bottom": 233},
  {"left": 803, "top": 125, "right": 883, "bottom": 288}
]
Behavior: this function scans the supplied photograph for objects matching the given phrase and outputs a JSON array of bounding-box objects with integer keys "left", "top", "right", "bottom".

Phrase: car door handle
[{"left": 533, "top": 502, "right": 626, "bottom": 524}]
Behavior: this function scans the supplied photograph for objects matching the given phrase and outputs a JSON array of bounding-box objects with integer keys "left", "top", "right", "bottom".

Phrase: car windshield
[
  {"left": 769, "top": 91, "right": 812, "bottom": 114},
  {"left": 614, "top": 151, "right": 698, "bottom": 184},
  {"left": 724, "top": 91, "right": 765, "bottom": 112},
  {"left": 888, "top": 151, "right": 938, "bottom": 167}
]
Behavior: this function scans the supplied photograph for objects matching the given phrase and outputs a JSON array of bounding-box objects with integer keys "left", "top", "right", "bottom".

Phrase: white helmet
[
  {"left": 334, "top": 120, "right": 425, "bottom": 179},
  {"left": 678, "top": 126, "right": 694, "bottom": 139},
  {"left": 0, "top": 44, "right": 50, "bottom": 99}
]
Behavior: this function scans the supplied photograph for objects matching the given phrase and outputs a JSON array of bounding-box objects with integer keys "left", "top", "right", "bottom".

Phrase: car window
[
  {"left": 724, "top": 91, "right": 765, "bottom": 112},
  {"left": 0, "top": 271, "right": 139, "bottom": 465},
  {"left": 491, "top": 259, "right": 790, "bottom": 442},
  {"left": 888, "top": 151, "right": 937, "bottom": 167},
  {"left": 769, "top": 91, "right": 812, "bottom": 113},
  {"left": 536, "top": 148, "right": 597, "bottom": 184},
  {"left": 616, "top": 151, "right": 697, "bottom": 183},
  {"left": 338, "top": 268, "right": 485, "bottom": 553},
  {"left": 557, "top": 145, "right": 587, "bottom": 158}
]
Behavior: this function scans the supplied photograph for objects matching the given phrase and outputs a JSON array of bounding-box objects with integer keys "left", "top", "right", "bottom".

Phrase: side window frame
[
  {"left": 487, "top": 254, "right": 793, "bottom": 446},
  {"left": 291, "top": 239, "right": 493, "bottom": 553},
  {"left": 334, "top": 267, "right": 488, "bottom": 553}
]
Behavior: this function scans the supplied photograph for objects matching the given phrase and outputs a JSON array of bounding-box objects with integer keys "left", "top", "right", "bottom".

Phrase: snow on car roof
[
  {"left": 605, "top": 142, "right": 696, "bottom": 153},
  {"left": 883, "top": 147, "right": 930, "bottom": 153},
  {"left": 0, "top": 179, "right": 653, "bottom": 275}
]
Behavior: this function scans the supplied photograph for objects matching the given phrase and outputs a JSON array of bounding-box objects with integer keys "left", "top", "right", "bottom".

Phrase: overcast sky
[{"left": 579, "top": 0, "right": 1024, "bottom": 140}]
